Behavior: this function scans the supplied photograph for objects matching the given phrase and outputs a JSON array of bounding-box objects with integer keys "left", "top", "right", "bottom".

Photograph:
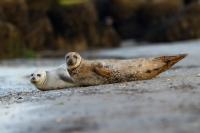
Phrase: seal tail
[{"left": 154, "top": 54, "right": 187, "bottom": 71}]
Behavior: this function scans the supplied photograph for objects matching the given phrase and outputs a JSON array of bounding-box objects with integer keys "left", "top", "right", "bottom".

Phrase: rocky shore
[{"left": 0, "top": 41, "right": 200, "bottom": 133}]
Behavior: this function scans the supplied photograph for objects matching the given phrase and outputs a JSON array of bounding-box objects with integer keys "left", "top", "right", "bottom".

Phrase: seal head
[
  {"left": 30, "top": 70, "right": 47, "bottom": 89},
  {"left": 65, "top": 52, "right": 82, "bottom": 70}
]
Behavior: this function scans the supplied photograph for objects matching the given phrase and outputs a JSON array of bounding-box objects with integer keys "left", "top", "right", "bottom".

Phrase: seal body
[
  {"left": 30, "top": 64, "right": 75, "bottom": 90},
  {"left": 65, "top": 52, "right": 187, "bottom": 86}
]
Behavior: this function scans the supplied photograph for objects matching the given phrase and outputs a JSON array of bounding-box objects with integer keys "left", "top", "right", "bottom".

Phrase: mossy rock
[
  {"left": 0, "top": 0, "right": 29, "bottom": 32},
  {"left": 111, "top": 0, "right": 145, "bottom": 19},
  {"left": 0, "top": 0, "right": 120, "bottom": 58},
  {"left": 48, "top": 1, "right": 100, "bottom": 50},
  {"left": 145, "top": 4, "right": 200, "bottom": 42},
  {"left": 0, "top": 21, "right": 25, "bottom": 58},
  {"left": 26, "top": 0, "right": 56, "bottom": 12},
  {"left": 109, "top": 0, "right": 183, "bottom": 40},
  {"left": 24, "top": 17, "right": 55, "bottom": 51},
  {"left": 55, "top": 35, "right": 88, "bottom": 52},
  {"left": 58, "top": 0, "right": 89, "bottom": 6}
]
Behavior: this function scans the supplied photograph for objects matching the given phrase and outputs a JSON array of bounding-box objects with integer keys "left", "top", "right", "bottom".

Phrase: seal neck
[{"left": 68, "top": 57, "right": 82, "bottom": 70}]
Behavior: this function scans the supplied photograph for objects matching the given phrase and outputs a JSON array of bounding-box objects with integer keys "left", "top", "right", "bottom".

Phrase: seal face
[
  {"left": 65, "top": 52, "right": 81, "bottom": 70},
  {"left": 30, "top": 70, "right": 47, "bottom": 89}
]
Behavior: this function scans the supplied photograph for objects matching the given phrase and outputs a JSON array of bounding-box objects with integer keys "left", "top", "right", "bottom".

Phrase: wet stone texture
[{"left": 0, "top": 41, "right": 200, "bottom": 133}]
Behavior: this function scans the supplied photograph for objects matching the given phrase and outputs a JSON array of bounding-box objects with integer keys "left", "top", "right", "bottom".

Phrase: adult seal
[
  {"left": 65, "top": 52, "right": 187, "bottom": 86},
  {"left": 30, "top": 64, "right": 75, "bottom": 90}
]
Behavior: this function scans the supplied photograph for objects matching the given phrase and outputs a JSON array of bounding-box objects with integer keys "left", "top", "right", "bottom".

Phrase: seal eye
[
  {"left": 66, "top": 56, "right": 69, "bottom": 59},
  {"left": 37, "top": 74, "right": 41, "bottom": 77},
  {"left": 31, "top": 74, "right": 33, "bottom": 77},
  {"left": 73, "top": 55, "right": 77, "bottom": 59}
]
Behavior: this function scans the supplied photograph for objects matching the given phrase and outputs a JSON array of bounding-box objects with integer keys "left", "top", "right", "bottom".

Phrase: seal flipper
[
  {"left": 93, "top": 63, "right": 112, "bottom": 78},
  {"left": 154, "top": 54, "right": 187, "bottom": 71},
  {"left": 58, "top": 72, "right": 74, "bottom": 83}
]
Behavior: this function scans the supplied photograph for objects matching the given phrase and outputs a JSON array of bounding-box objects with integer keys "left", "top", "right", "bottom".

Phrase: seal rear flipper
[{"left": 154, "top": 54, "right": 188, "bottom": 71}]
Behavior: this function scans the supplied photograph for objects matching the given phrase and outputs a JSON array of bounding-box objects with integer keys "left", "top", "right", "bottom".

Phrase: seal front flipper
[
  {"left": 93, "top": 62, "right": 112, "bottom": 78},
  {"left": 58, "top": 70, "right": 75, "bottom": 83}
]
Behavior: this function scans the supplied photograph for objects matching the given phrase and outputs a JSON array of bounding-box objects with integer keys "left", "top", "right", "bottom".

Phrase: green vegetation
[
  {"left": 22, "top": 49, "right": 37, "bottom": 59},
  {"left": 58, "top": 0, "right": 89, "bottom": 6}
]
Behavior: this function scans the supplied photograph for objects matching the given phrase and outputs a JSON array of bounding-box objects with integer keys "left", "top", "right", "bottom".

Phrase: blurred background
[{"left": 0, "top": 0, "right": 200, "bottom": 59}]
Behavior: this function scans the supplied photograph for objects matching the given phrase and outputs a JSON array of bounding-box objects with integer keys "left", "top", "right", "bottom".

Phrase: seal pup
[
  {"left": 30, "top": 64, "right": 75, "bottom": 91},
  {"left": 65, "top": 52, "right": 187, "bottom": 86}
]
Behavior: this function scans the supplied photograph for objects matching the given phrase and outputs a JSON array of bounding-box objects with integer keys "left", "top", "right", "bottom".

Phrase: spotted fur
[{"left": 65, "top": 52, "right": 187, "bottom": 86}]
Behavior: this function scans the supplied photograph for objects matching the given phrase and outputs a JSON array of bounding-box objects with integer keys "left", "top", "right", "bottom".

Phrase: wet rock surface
[{"left": 0, "top": 42, "right": 200, "bottom": 133}]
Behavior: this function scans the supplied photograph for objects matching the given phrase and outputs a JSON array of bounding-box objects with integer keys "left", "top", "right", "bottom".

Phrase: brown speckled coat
[{"left": 68, "top": 54, "right": 187, "bottom": 86}]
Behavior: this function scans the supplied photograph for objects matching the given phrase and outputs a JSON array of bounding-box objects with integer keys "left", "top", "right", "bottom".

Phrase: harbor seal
[
  {"left": 30, "top": 64, "right": 75, "bottom": 91},
  {"left": 65, "top": 52, "right": 187, "bottom": 86}
]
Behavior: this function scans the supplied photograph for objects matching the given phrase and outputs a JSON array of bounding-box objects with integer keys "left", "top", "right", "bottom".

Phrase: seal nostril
[
  {"left": 32, "top": 77, "right": 36, "bottom": 80},
  {"left": 68, "top": 59, "right": 73, "bottom": 66}
]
